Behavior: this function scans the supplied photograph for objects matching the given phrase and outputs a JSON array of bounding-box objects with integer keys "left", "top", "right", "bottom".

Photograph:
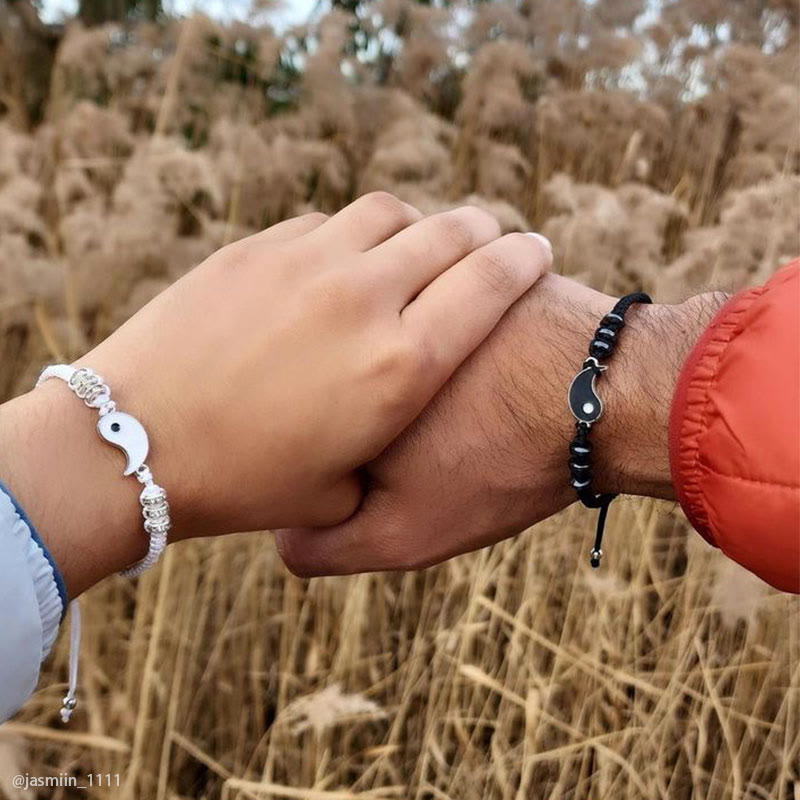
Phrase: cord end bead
[
  {"left": 60, "top": 695, "right": 77, "bottom": 724},
  {"left": 590, "top": 548, "right": 603, "bottom": 569}
]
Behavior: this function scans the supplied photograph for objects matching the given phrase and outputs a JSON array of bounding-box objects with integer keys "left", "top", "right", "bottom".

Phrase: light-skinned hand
[{"left": 0, "top": 193, "right": 553, "bottom": 595}]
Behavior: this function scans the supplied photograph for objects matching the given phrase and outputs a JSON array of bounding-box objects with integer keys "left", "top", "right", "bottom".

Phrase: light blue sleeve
[{"left": 0, "top": 482, "right": 66, "bottom": 722}]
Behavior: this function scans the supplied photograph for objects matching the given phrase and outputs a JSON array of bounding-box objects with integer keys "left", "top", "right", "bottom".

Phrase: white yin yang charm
[{"left": 97, "top": 411, "right": 150, "bottom": 475}]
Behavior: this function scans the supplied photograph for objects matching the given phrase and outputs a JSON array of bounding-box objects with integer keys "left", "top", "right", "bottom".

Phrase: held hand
[
  {"left": 0, "top": 193, "right": 552, "bottom": 594},
  {"left": 276, "top": 274, "right": 724, "bottom": 576}
]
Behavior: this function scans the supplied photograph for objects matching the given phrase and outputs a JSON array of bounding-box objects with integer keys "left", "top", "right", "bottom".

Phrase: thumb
[{"left": 274, "top": 489, "right": 404, "bottom": 577}]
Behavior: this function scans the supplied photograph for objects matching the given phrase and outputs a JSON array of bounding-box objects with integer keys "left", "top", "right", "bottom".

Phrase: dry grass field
[{"left": 0, "top": 1, "right": 798, "bottom": 798}]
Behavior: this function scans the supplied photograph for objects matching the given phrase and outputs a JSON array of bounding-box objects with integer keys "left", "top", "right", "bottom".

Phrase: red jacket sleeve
[{"left": 669, "top": 261, "right": 800, "bottom": 593}]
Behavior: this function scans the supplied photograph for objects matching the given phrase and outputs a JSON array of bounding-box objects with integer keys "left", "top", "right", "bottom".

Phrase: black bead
[
  {"left": 571, "top": 476, "right": 592, "bottom": 490},
  {"left": 569, "top": 440, "right": 593, "bottom": 457},
  {"left": 589, "top": 340, "right": 612, "bottom": 360},
  {"left": 595, "top": 327, "right": 617, "bottom": 343},
  {"left": 569, "top": 459, "right": 591, "bottom": 473},
  {"left": 570, "top": 469, "right": 593, "bottom": 484},
  {"left": 601, "top": 313, "right": 625, "bottom": 331}
]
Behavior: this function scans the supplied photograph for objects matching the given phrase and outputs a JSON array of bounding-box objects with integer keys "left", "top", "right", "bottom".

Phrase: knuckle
[
  {"left": 436, "top": 210, "right": 478, "bottom": 251},
  {"left": 437, "top": 206, "right": 500, "bottom": 251},
  {"left": 302, "top": 211, "right": 329, "bottom": 226},
  {"left": 372, "top": 339, "right": 429, "bottom": 414},
  {"left": 216, "top": 238, "right": 256, "bottom": 271},
  {"left": 473, "top": 241, "right": 524, "bottom": 295},
  {"left": 359, "top": 191, "right": 410, "bottom": 224},
  {"left": 375, "top": 343, "right": 412, "bottom": 386},
  {"left": 380, "top": 337, "right": 429, "bottom": 384},
  {"left": 461, "top": 204, "right": 502, "bottom": 236}
]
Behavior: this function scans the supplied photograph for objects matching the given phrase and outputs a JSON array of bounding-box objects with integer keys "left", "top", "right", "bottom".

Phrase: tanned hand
[{"left": 276, "top": 273, "right": 728, "bottom": 576}]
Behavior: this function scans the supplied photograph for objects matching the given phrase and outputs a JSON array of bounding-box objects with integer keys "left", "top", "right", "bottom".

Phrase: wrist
[
  {"left": 497, "top": 275, "right": 729, "bottom": 513},
  {"left": 591, "top": 292, "right": 730, "bottom": 500},
  {"left": 0, "top": 381, "right": 148, "bottom": 597}
]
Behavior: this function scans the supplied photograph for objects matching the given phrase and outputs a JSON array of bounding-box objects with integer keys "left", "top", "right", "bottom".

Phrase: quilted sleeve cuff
[
  {"left": 666, "top": 291, "right": 755, "bottom": 548},
  {"left": 667, "top": 261, "right": 800, "bottom": 593}
]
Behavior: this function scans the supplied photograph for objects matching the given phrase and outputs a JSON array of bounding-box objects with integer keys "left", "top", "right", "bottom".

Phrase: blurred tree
[
  {"left": 0, "top": 0, "right": 62, "bottom": 125},
  {"left": 78, "top": 0, "right": 162, "bottom": 25}
]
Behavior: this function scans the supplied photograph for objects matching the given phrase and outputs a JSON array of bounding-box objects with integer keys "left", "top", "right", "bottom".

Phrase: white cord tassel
[{"left": 60, "top": 600, "right": 81, "bottom": 724}]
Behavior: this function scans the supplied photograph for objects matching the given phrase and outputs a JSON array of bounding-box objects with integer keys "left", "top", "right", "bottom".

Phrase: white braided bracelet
[
  {"left": 37, "top": 365, "right": 171, "bottom": 575},
  {"left": 36, "top": 364, "right": 171, "bottom": 721}
]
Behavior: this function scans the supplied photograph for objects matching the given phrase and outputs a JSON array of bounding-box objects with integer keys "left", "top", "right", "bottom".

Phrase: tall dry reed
[{"left": 0, "top": 1, "right": 797, "bottom": 797}]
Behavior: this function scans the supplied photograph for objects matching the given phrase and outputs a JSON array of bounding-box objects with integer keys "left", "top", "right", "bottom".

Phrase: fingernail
[{"left": 527, "top": 232, "right": 553, "bottom": 254}]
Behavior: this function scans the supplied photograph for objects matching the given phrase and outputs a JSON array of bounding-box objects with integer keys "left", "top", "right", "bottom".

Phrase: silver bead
[
  {"left": 68, "top": 367, "right": 91, "bottom": 389},
  {"left": 143, "top": 505, "right": 169, "bottom": 519},
  {"left": 140, "top": 484, "right": 166, "bottom": 504},
  {"left": 144, "top": 518, "right": 171, "bottom": 535},
  {"left": 98, "top": 400, "right": 117, "bottom": 416}
]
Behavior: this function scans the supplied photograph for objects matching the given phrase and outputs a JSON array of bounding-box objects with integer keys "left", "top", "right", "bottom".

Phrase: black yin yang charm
[{"left": 568, "top": 358, "right": 607, "bottom": 425}]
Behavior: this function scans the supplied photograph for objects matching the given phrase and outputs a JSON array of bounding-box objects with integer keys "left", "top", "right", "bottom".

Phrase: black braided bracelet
[{"left": 567, "top": 292, "right": 652, "bottom": 568}]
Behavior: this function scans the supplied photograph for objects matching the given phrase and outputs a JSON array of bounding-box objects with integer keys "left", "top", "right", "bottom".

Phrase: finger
[
  {"left": 300, "top": 473, "right": 363, "bottom": 528},
  {"left": 308, "top": 192, "right": 422, "bottom": 252},
  {"left": 275, "top": 494, "right": 393, "bottom": 578},
  {"left": 402, "top": 232, "right": 552, "bottom": 387},
  {"left": 367, "top": 206, "right": 502, "bottom": 304},
  {"left": 240, "top": 211, "right": 330, "bottom": 247},
  {"left": 275, "top": 527, "right": 355, "bottom": 578}
]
